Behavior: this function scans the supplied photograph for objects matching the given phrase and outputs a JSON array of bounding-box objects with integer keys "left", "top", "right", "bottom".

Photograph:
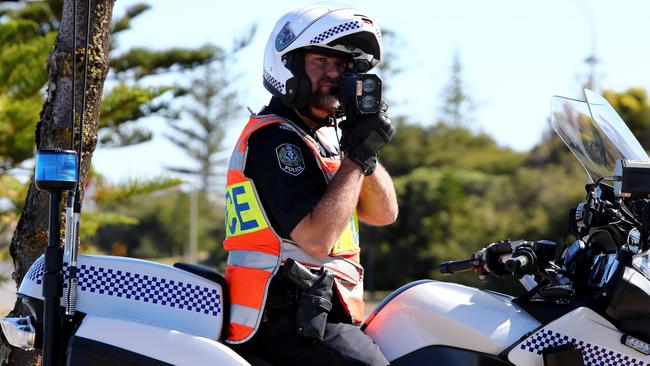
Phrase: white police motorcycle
[{"left": 4, "top": 90, "right": 650, "bottom": 365}]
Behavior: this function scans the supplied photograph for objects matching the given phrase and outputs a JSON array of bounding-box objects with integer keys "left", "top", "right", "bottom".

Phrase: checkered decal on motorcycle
[
  {"left": 521, "top": 328, "right": 645, "bottom": 366},
  {"left": 310, "top": 21, "right": 361, "bottom": 44},
  {"left": 27, "top": 257, "right": 221, "bottom": 317},
  {"left": 264, "top": 70, "right": 284, "bottom": 94},
  {"left": 26, "top": 257, "right": 45, "bottom": 283}
]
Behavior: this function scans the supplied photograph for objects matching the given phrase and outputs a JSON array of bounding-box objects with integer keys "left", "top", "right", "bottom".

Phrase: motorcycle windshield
[{"left": 550, "top": 89, "right": 649, "bottom": 182}]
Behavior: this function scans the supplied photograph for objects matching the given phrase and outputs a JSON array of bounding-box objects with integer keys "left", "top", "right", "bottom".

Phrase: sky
[{"left": 91, "top": 0, "right": 650, "bottom": 185}]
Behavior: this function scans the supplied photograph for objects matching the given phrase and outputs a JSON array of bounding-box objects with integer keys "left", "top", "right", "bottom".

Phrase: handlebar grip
[
  {"left": 504, "top": 255, "right": 529, "bottom": 273},
  {"left": 439, "top": 259, "right": 475, "bottom": 274}
]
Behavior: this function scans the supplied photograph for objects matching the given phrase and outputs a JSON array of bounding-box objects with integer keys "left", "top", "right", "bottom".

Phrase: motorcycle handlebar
[
  {"left": 504, "top": 255, "right": 529, "bottom": 273},
  {"left": 439, "top": 259, "right": 475, "bottom": 274}
]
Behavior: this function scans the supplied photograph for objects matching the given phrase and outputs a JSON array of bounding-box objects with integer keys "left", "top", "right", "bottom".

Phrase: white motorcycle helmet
[{"left": 263, "top": 4, "right": 382, "bottom": 111}]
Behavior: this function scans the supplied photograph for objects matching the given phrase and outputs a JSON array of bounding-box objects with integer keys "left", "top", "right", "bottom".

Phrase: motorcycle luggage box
[{"left": 19, "top": 254, "right": 225, "bottom": 340}]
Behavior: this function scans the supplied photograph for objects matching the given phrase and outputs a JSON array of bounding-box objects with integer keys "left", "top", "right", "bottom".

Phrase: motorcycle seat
[
  {"left": 173, "top": 262, "right": 230, "bottom": 340},
  {"left": 173, "top": 262, "right": 227, "bottom": 286}
]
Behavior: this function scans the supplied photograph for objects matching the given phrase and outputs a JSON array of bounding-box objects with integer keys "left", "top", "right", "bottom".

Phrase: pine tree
[
  {"left": 164, "top": 27, "right": 255, "bottom": 193},
  {"left": 0, "top": 1, "right": 217, "bottom": 173},
  {"left": 0, "top": 1, "right": 218, "bottom": 256},
  {"left": 0, "top": 1, "right": 216, "bottom": 242},
  {"left": 439, "top": 51, "right": 476, "bottom": 126},
  {"left": 164, "top": 62, "right": 238, "bottom": 193},
  {"left": 0, "top": 2, "right": 114, "bottom": 363},
  {"left": 0, "top": 1, "right": 212, "bottom": 363}
]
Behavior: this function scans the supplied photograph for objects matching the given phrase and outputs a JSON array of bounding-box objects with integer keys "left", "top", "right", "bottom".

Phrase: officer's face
[{"left": 304, "top": 52, "right": 346, "bottom": 119}]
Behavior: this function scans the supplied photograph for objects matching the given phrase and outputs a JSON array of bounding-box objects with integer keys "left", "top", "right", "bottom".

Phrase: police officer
[{"left": 223, "top": 4, "right": 397, "bottom": 365}]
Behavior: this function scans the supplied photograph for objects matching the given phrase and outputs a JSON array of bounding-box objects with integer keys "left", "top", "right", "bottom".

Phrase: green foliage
[
  {"left": 0, "top": 22, "right": 54, "bottom": 99},
  {"left": 0, "top": 247, "right": 9, "bottom": 262},
  {"left": 164, "top": 26, "right": 255, "bottom": 192},
  {"left": 365, "top": 159, "right": 585, "bottom": 290},
  {"left": 365, "top": 56, "right": 594, "bottom": 291},
  {"left": 99, "top": 84, "right": 173, "bottom": 147},
  {"left": 79, "top": 211, "right": 138, "bottom": 241},
  {"left": 0, "top": 1, "right": 220, "bottom": 254},
  {"left": 0, "top": 94, "right": 42, "bottom": 171},
  {"left": 111, "top": 46, "right": 218, "bottom": 79},
  {"left": 92, "top": 176, "right": 183, "bottom": 204},
  {"left": 93, "top": 189, "right": 226, "bottom": 268},
  {"left": 68, "top": 173, "right": 182, "bottom": 247},
  {"left": 604, "top": 88, "right": 650, "bottom": 148},
  {"left": 10, "top": 0, "right": 61, "bottom": 33},
  {"left": 0, "top": 9, "right": 56, "bottom": 172},
  {"left": 0, "top": 175, "right": 28, "bottom": 247},
  {"left": 164, "top": 62, "right": 239, "bottom": 191},
  {"left": 382, "top": 121, "right": 526, "bottom": 176},
  {"left": 0, "top": 18, "right": 40, "bottom": 45},
  {"left": 111, "top": 3, "right": 150, "bottom": 35},
  {"left": 0, "top": 1, "right": 220, "bottom": 169},
  {"left": 365, "top": 117, "right": 587, "bottom": 290},
  {"left": 103, "top": 7, "right": 218, "bottom": 146}
]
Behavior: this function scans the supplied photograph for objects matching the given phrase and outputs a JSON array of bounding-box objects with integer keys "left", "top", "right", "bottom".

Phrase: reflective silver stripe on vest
[
  {"left": 279, "top": 242, "right": 363, "bottom": 285},
  {"left": 228, "top": 145, "right": 245, "bottom": 171},
  {"left": 227, "top": 250, "right": 277, "bottom": 271},
  {"left": 242, "top": 117, "right": 284, "bottom": 138},
  {"left": 229, "top": 117, "right": 287, "bottom": 171},
  {"left": 229, "top": 303, "right": 259, "bottom": 329}
]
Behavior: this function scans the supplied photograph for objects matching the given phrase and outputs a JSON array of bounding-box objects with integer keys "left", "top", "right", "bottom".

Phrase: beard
[{"left": 310, "top": 77, "right": 340, "bottom": 114}]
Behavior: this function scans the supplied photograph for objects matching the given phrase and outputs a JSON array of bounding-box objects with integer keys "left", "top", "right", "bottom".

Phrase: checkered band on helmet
[
  {"left": 263, "top": 5, "right": 382, "bottom": 106},
  {"left": 264, "top": 70, "right": 284, "bottom": 94},
  {"left": 310, "top": 21, "right": 361, "bottom": 45}
]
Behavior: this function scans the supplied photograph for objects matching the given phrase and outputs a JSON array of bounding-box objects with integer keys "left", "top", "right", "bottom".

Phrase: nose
[{"left": 324, "top": 60, "right": 343, "bottom": 78}]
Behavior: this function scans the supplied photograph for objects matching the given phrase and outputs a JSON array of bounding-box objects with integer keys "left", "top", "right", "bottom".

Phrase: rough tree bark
[{"left": 0, "top": 0, "right": 114, "bottom": 364}]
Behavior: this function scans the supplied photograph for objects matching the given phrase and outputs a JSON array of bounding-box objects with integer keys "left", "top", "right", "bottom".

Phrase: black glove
[
  {"left": 482, "top": 240, "right": 515, "bottom": 277},
  {"left": 339, "top": 103, "right": 394, "bottom": 176}
]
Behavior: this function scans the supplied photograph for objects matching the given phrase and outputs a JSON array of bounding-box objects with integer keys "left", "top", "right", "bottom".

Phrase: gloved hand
[
  {"left": 482, "top": 240, "right": 515, "bottom": 277},
  {"left": 339, "top": 102, "right": 394, "bottom": 176}
]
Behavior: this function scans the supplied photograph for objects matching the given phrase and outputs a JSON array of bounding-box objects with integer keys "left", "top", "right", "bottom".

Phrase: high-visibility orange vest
[{"left": 223, "top": 114, "right": 364, "bottom": 344}]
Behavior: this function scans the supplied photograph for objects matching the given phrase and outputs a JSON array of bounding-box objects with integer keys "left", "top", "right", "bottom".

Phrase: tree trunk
[{"left": 0, "top": 0, "right": 114, "bottom": 364}]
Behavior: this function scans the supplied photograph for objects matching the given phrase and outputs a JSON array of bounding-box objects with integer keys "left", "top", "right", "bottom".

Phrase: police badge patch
[{"left": 276, "top": 143, "right": 305, "bottom": 176}]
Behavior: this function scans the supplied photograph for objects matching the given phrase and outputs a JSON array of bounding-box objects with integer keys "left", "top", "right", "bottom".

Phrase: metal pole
[
  {"left": 190, "top": 190, "right": 198, "bottom": 263},
  {"left": 42, "top": 190, "right": 63, "bottom": 366}
]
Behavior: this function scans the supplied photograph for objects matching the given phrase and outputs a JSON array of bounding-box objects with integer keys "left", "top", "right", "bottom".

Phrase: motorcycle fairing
[
  {"left": 69, "top": 315, "right": 250, "bottom": 366},
  {"left": 507, "top": 307, "right": 649, "bottom": 365},
  {"left": 19, "top": 254, "right": 224, "bottom": 340},
  {"left": 363, "top": 280, "right": 540, "bottom": 362}
]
